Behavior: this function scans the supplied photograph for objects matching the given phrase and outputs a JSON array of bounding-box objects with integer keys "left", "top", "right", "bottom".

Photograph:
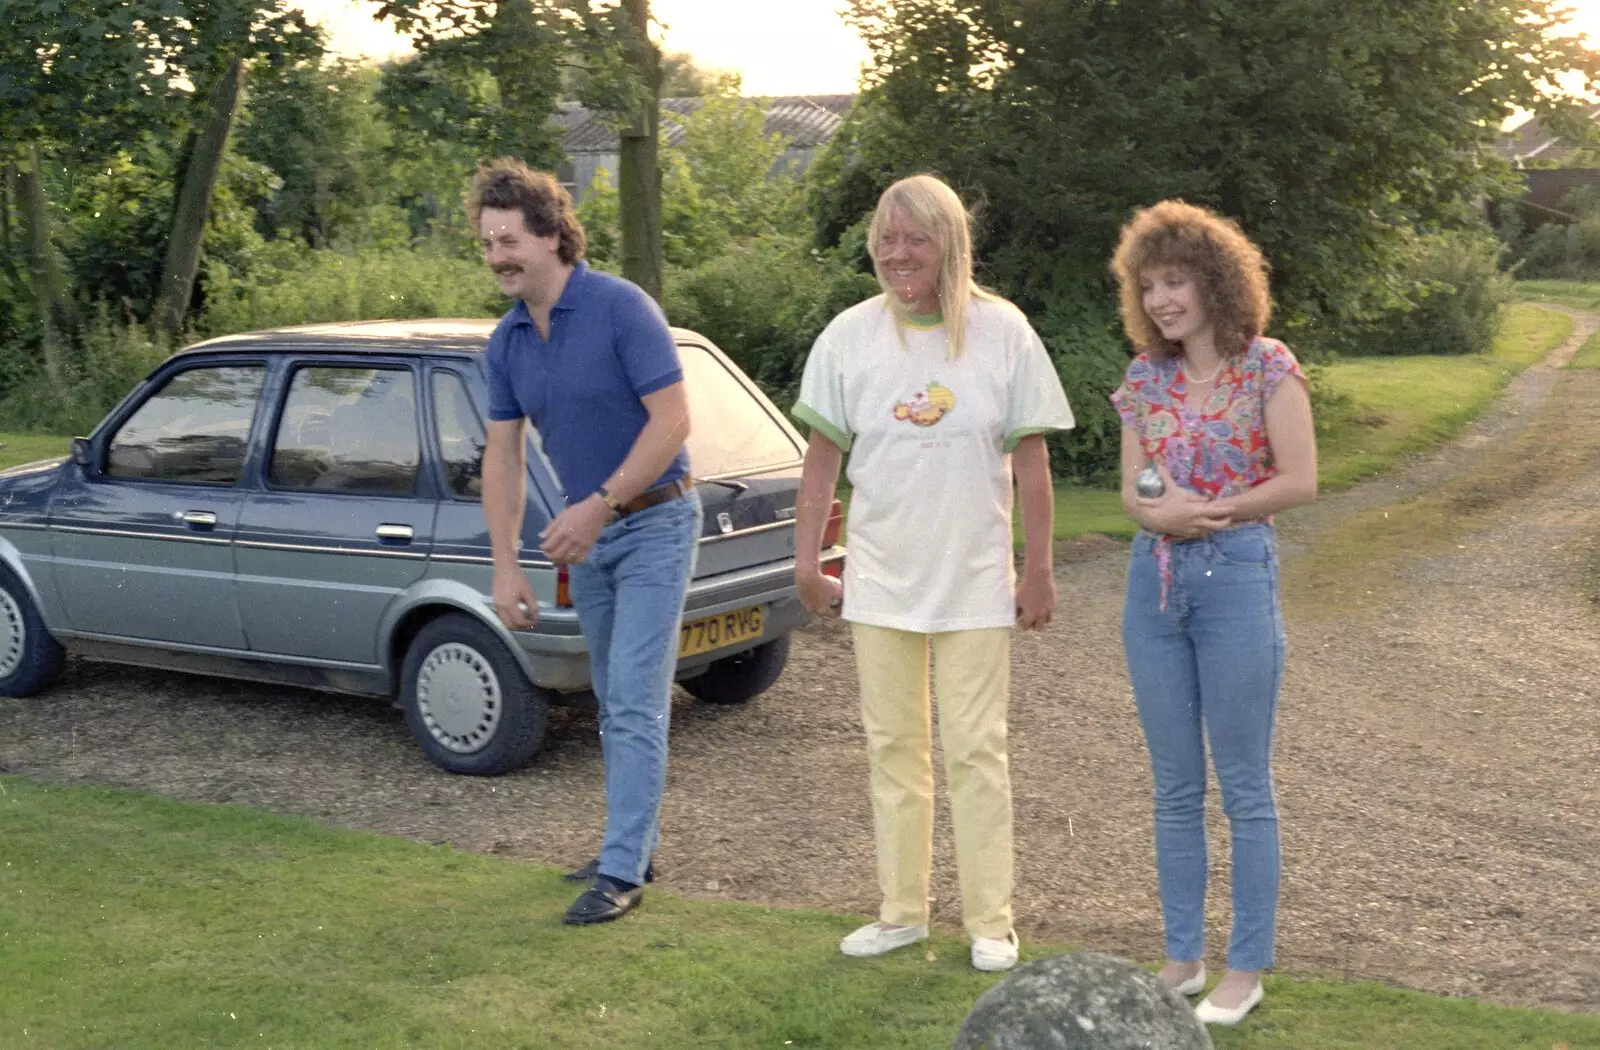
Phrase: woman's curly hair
[{"left": 1109, "top": 200, "right": 1271, "bottom": 360}]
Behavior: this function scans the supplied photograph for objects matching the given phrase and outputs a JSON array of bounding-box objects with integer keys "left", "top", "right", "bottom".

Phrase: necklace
[{"left": 1182, "top": 358, "right": 1224, "bottom": 385}]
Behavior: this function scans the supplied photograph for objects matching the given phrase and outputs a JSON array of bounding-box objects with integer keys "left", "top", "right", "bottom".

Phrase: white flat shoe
[
  {"left": 1166, "top": 963, "right": 1207, "bottom": 997},
  {"left": 840, "top": 921, "right": 928, "bottom": 957},
  {"left": 1194, "top": 981, "right": 1263, "bottom": 1025},
  {"left": 970, "top": 931, "right": 1019, "bottom": 972}
]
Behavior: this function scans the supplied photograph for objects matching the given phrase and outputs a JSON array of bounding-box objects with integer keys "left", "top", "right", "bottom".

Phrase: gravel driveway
[{"left": 3, "top": 316, "right": 1597, "bottom": 1014}]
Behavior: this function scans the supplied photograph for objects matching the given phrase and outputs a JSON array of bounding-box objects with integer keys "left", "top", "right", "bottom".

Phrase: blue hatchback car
[{"left": 0, "top": 320, "right": 844, "bottom": 775}]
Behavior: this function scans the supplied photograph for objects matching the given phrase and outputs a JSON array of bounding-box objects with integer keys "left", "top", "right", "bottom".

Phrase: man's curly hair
[
  {"left": 1109, "top": 200, "right": 1271, "bottom": 360},
  {"left": 466, "top": 157, "right": 586, "bottom": 265}
]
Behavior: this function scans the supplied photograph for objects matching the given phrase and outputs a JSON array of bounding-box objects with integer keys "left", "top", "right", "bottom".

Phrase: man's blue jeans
[
  {"left": 1122, "top": 523, "right": 1285, "bottom": 972},
  {"left": 569, "top": 491, "right": 702, "bottom": 886}
]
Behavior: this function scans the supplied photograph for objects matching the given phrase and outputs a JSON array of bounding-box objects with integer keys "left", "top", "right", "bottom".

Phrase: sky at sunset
[
  {"left": 292, "top": 0, "right": 871, "bottom": 97},
  {"left": 292, "top": 1, "right": 1600, "bottom": 108}
]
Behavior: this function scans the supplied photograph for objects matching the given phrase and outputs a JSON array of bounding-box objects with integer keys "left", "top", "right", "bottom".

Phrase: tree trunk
[
  {"left": 618, "top": 0, "right": 663, "bottom": 301},
  {"left": 18, "top": 144, "right": 71, "bottom": 385},
  {"left": 152, "top": 59, "right": 246, "bottom": 342}
]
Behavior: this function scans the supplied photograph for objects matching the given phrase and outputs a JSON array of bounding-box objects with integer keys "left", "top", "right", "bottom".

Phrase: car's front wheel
[
  {"left": 681, "top": 635, "right": 790, "bottom": 705},
  {"left": 0, "top": 562, "right": 65, "bottom": 698},
  {"left": 399, "top": 613, "right": 549, "bottom": 775}
]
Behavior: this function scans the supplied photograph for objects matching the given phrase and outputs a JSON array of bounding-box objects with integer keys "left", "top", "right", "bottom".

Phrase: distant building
[
  {"left": 554, "top": 94, "right": 856, "bottom": 203},
  {"left": 1495, "top": 108, "right": 1600, "bottom": 226},
  {"left": 1495, "top": 106, "right": 1600, "bottom": 167}
]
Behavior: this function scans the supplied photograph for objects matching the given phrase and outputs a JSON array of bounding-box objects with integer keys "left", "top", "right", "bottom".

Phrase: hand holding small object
[
  {"left": 1135, "top": 461, "right": 1231, "bottom": 539},
  {"left": 492, "top": 566, "right": 538, "bottom": 629},
  {"left": 1135, "top": 462, "right": 1165, "bottom": 498}
]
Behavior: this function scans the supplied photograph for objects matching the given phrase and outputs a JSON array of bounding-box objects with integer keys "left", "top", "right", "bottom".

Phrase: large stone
[{"left": 953, "top": 952, "right": 1213, "bottom": 1050}]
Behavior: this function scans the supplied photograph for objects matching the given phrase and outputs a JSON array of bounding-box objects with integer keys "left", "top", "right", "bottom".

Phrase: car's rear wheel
[
  {"left": 681, "top": 635, "right": 790, "bottom": 705},
  {"left": 400, "top": 613, "right": 549, "bottom": 775},
  {"left": 0, "top": 562, "right": 65, "bottom": 698}
]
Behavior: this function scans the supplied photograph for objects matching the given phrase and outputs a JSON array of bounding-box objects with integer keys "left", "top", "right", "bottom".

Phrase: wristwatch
[{"left": 596, "top": 486, "right": 624, "bottom": 517}]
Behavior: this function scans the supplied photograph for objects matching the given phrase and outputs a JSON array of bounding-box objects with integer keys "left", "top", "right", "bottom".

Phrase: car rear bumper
[{"left": 511, "top": 559, "right": 813, "bottom": 692}]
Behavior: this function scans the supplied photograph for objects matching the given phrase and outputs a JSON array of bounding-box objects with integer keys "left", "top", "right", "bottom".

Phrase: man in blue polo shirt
[{"left": 470, "top": 158, "right": 702, "bottom": 925}]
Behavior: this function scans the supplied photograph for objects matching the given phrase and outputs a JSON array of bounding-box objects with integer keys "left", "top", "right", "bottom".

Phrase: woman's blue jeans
[
  {"left": 569, "top": 491, "right": 703, "bottom": 887},
  {"left": 1123, "top": 524, "right": 1285, "bottom": 972}
]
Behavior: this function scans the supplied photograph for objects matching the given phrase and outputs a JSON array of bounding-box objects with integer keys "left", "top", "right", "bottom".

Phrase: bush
[
  {"left": 0, "top": 304, "right": 171, "bottom": 434},
  {"left": 662, "top": 234, "right": 879, "bottom": 410},
  {"left": 1518, "top": 215, "right": 1600, "bottom": 280},
  {"left": 1311, "top": 230, "right": 1512, "bottom": 357},
  {"left": 200, "top": 242, "right": 501, "bottom": 337}
]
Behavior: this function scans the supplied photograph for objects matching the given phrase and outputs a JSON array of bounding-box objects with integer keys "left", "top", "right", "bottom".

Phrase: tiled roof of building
[
  {"left": 1495, "top": 106, "right": 1600, "bottom": 165},
  {"left": 557, "top": 94, "right": 856, "bottom": 153}
]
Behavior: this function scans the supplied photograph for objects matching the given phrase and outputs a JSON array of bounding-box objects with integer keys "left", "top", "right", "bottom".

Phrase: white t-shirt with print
[{"left": 794, "top": 295, "right": 1075, "bottom": 633}]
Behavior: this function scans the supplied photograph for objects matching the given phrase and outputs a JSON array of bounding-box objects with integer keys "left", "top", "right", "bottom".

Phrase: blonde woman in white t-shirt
[{"left": 791, "top": 174, "right": 1075, "bottom": 972}]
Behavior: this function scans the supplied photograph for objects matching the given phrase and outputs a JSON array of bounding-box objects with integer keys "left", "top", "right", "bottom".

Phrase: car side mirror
[{"left": 71, "top": 437, "right": 92, "bottom": 468}]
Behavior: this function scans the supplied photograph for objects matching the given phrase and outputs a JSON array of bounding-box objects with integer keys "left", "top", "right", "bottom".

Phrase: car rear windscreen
[{"left": 680, "top": 343, "right": 801, "bottom": 478}]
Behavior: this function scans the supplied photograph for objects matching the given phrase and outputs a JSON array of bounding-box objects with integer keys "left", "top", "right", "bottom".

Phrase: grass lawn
[
  {"left": 0, "top": 432, "right": 70, "bottom": 471},
  {"left": 1568, "top": 328, "right": 1600, "bottom": 370},
  {"left": 1512, "top": 278, "right": 1600, "bottom": 312},
  {"left": 2, "top": 777, "right": 1595, "bottom": 1050},
  {"left": 1309, "top": 303, "right": 1570, "bottom": 490}
]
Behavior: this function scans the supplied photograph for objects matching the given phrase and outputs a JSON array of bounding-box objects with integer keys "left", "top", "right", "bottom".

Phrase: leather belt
[{"left": 617, "top": 477, "right": 695, "bottom": 517}]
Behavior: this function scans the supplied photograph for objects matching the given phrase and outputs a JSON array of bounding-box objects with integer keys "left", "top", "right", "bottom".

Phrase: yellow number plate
[{"left": 679, "top": 605, "right": 765, "bottom": 658}]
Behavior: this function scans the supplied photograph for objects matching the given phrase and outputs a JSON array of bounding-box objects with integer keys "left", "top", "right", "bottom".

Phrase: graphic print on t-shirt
[{"left": 892, "top": 381, "right": 957, "bottom": 427}]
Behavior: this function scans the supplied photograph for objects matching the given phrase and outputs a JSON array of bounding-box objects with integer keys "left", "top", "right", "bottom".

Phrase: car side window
[
  {"left": 269, "top": 366, "right": 420, "bottom": 496},
  {"left": 104, "top": 364, "right": 265, "bottom": 484},
  {"left": 431, "top": 371, "right": 486, "bottom": 501}
]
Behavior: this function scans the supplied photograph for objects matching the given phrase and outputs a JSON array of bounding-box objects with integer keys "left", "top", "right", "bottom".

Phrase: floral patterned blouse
[{"left": 1111, "top": 337, "right": 1306, "bottom": 501}]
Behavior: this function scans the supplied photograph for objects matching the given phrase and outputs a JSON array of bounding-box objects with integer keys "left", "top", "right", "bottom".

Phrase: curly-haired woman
[{"left": 1109, "top": 200, "right": 1317, "bottom": 1025}]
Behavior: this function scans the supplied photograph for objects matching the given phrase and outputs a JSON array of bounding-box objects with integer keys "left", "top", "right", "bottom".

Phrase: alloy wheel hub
[
  {"left": 0, "top": 587, "right": 24, "bottom": 680},
  {"left": 415, "top": 642, "right": 502, "bottom": 754}
]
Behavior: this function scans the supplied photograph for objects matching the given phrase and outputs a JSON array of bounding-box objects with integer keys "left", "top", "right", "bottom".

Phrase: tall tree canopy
[
  {"left": 821, "top": 0, "right": 1600, "bottom": 328},
  {"left": 376, "top": 0, "right": 640, "bottom": 171}
]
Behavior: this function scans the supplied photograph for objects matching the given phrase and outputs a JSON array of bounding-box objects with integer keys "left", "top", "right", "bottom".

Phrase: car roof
[{"left": 178, "top": 319, "right": 708, "bottom": 357}]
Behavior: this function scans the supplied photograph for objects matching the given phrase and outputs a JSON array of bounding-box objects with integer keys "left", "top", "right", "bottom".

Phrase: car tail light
[
  {"left": 556, "top": 564, "right": 573, "bottom": 607},
  {"left": 822, "top": 499, "right": 843, "bottom": 549}
]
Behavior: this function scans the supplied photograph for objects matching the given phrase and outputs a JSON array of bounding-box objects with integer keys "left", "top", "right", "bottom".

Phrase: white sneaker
[
  {"left": 840, "top": 921, "right": 928, "bottom": 958},
  {"left": 970, "top": 931, "right": 1019, "bottom": 972},
  {"left": 1194, "top": 980, "right": 1263, "bottom": 1025}
]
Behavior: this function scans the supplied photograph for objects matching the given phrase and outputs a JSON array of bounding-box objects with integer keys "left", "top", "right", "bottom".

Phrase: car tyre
[
  {"left": 681, "top": 635, "right": 790, "bottom": 705},
  {"left": 0, "top": 562, "right": 65, "bottom": 698},
  {"left": 400, "top": 612, "right": 549, "bottom": 776}
]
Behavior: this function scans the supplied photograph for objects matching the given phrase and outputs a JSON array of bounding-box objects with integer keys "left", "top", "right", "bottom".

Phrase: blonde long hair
[{"left": 868, "top": 174, "right": 1004, "bottom": 359}]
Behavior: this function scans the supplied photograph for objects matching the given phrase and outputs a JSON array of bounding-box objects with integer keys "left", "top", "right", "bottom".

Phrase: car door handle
[
  {"left": 376, "top": 524, "right": 414, "bottom": 542},
  {"left": 179, "top": 510, "right": 218, "bottom": 528}
]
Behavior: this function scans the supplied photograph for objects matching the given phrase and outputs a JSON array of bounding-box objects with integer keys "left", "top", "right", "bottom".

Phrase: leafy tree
[
  {"left": 660, "top": 50, "right": 724, "bottom": 97},
  {"left": 375, "top": 0, "right": 654, "bottom": 276},
  {"left": 0, "top": 0, "right": 191, "bottom": 373},
  {"left": 149, "top": 1, "right": 321, "bottom": 339},
  {"left": 580, "top": 83, "right": 807, "bottom": 270},
  {"left": 809, "top": 0, "right": 1600, "bottom": 478},
  {"left": 376, "top": 0, "right": 640, "bottom": 167},
  {"left": 236, "top": 59, "right": 392, "bottom": 247}
]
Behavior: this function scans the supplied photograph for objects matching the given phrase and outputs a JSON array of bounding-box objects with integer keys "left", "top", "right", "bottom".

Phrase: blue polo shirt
[{"left": 484, "top": 262, "right": 690, "bottom": 504}]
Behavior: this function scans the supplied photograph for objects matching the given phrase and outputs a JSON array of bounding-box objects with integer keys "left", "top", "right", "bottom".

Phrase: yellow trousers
[{"left": 851, "top": 623, "right": 1013, "bottom": 940}]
